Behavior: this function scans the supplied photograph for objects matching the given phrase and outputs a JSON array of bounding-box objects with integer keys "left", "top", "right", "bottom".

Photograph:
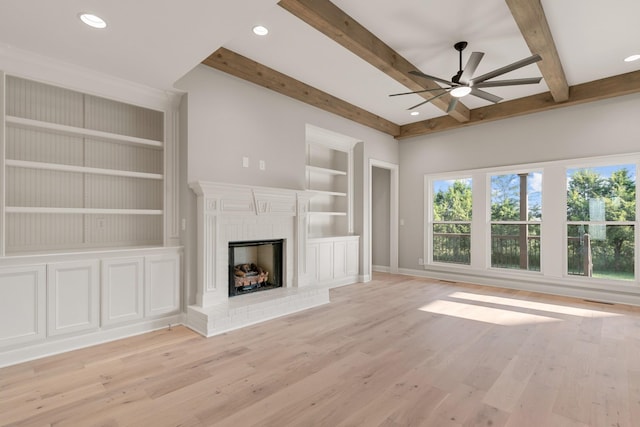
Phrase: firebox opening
[{"left": 228, "top": 239, "right": 284, "bottom": 297}]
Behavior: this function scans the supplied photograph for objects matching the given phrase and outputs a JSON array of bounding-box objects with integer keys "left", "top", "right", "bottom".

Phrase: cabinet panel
[
  {"left": 47, "top": 260, "right": 100, "bottom": 336},
  {"left": 333, "top": 240, "right": 347, "bottom": 279},
  {"left": 347, "top": 239, "right": 359, "bottom": 276},
  {"left": 145, "top": 254, "right": 180, "bottom": 316},
  {"left": 317, "top": 242, "right": 334, "bottom": 282},
  {"left": 0, "top": 265, "right": 46, "bottom": 347},
  {"left": 101, "top": 258, "right": 144, "bottom": 326}
]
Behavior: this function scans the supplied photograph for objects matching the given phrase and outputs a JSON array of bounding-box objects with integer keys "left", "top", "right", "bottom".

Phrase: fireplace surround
[{"left": 186, "top": 182, "right": 330, "bottom": 337}]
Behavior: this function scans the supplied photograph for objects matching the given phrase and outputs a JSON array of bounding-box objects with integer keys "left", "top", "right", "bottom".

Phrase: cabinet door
[
  {"left": 346, "top": 239, "right": 359, "bottom": 276},
  {"left": 317, "top": 242, "right": 334, "bottom": 282},
  {"left": 333, "top": 240, "right": 347, "bottom": 279},
  {"left": 145, "top": 253, "right": 180, "bottom": 316},
  {"left": 101, "top": 257, "right": 144, "bottom": 326},
  {"left": 47, "top": 260, "right": 100, "bottom": 336},
  {"left": 0, "top": 265, "right": 46, "bottom": 347}
]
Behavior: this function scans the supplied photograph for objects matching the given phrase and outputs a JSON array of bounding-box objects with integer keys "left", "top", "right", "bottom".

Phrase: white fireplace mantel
[{"left": 186, "top": 181, "right": 328, "bottom": 337}]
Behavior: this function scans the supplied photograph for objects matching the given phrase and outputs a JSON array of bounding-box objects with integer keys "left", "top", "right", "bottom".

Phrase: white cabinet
[
  {"left": 308, "top": 236, "right": 359, "bottom": 287},
  {"left": 101, "top": 257, "right": 144, "bottom": 326},
  {"left": 0, "top": 248, "right": 181, "bottom": 366},
  {"left": 0, "top": 265, "right": 46, "bottom": 347},
  {"left": 47, "top": 260, "right": 100, "bottom": 336},
  {"left": 145, "top": 253, "right": 181, "bottom": 316}
]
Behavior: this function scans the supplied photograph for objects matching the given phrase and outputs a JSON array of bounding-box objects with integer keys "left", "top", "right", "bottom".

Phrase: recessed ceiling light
[
  {"left": 252, "top": 25, "right": 269, "bottom": 36},
  {"left": 410, "top": 111, "right": 420, "bottom": 116},
  {"left": 79, "top": 13, "right": 107, "bottom": 29},
  {"left": 451, "top": 86, "right": 472, "bottom": 98},
  {"left": 624, "top": 54, "right": 640, "bottom": 62}
]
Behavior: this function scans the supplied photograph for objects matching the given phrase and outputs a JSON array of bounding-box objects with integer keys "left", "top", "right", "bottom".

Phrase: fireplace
[
  {"left": 187, "top": 181, "right": 330, "bottom": 337},
  {"left": 229, "top": 239, "right": 284, "bottom": 297}
]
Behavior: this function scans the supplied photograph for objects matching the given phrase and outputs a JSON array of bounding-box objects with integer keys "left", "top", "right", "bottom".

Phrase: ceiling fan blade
[
  {"left": 469, "top": 54, "right": 542, "bottom": 85},
  {"left": 407, "top": 90, "right": 450, "bottom": 110},
  {"left": 473, "top": 77, "right": 542, "bottom": 88},
  {"left": 470, "top": 88, "right": 503, "bottom": 103},
  {"left": 409, "top": 70, "right": 454, "bottom": 86},
  {"left": 459, "top": 52, "right": 484, "bottom": 84},
  {"left": 389, "top": 87, "right": 450, "bottom": 97},
  {"left": 446, "top": 97, "right": 458, "bottom": 113}
]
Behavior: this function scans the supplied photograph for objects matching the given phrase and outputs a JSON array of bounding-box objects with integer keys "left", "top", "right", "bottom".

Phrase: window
[
  {"left": 490, "top": 172, "right": 542, "bottom": 271},
  {"left": 431, "top": 178, "right": 472, "bottom": 265},
  {"left": 566, "top": 164, "right": 636, "bottom": 281}
]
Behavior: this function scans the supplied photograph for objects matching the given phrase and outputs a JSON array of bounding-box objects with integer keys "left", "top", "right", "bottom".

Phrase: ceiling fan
[{"left": 391, "top": 41, "right": 542, "bottom": 111}]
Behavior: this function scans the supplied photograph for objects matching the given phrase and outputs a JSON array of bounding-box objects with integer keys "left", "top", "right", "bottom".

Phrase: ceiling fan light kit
[
  {"left": 392, "top": 41, "right": 543, "bottom": 111},
  {"left": 450, "top": 86, "right": 472, "bottom": 97}
]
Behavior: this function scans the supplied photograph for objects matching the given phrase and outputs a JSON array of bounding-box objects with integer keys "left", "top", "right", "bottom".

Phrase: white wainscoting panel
[
  {"left": 101, "top": 257, "right": 144, "bottom": 326},
  {"left": 47, "top": 260, "right": 100, "bottom": 336},
  {"left": 145, "top": 253, "right": 180, "bottom": 316},
  {"left": 0, "top": 265, "right": 46, "bottom": 346}
]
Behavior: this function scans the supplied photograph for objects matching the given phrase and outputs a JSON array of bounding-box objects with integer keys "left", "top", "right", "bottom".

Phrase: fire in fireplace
[{"left": 228, "top": 239, "right": 284, "bottom": 297}]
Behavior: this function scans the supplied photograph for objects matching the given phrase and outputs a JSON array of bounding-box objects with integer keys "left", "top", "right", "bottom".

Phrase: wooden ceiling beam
[
  {"left": 397, "top": 69, "right": 640, "bottom": 139},
  {"left": 201, "top": 48, "right": 400, "bottom": 136},
  {"left": 505, "top": 0, "right": 569, "bottom": 102},
  {"left": 278, "top": 0, "right": 471, "bottom": 122}
]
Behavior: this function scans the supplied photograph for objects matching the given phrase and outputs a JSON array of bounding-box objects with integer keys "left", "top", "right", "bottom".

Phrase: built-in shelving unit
[
  {"left": 1, "top": 74, "right": 165, "bottom": 254},
  {"left": 305, "top": 132, "right": 353, "bottom": 237},
  {"left": 305, "top": 125, "right": 360, "bottom": 287},
  {"left": 0, "top": 68, "right": 182, "bottom": 368}
]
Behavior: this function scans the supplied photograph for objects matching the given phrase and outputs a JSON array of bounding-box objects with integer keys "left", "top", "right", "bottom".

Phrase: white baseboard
[
  {"left": 358, "top": 274, "right": 371, "bottom": 283},
  {"left": 397, "top": 267, "right": 640, "bottom": 307},
  {"left": 0, "top": 313, "right": 184, "bottom": 368},
  {"left": 372, "top": 265, "right": 391, "bottom": 273}
]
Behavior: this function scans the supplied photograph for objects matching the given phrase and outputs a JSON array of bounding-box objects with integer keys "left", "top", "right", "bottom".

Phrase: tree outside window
[
  {"left": 566, "top": 165, "right": 636, "bottom": 281},
  {"left": 490, "top": 172, "right": 542, "bottom": 271},
  {"left": 432, "top": 178, "right": 472, "bottom": 265}
]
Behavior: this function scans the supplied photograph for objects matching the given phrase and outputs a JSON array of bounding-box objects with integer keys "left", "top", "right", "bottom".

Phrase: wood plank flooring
[{"left": 2, "top": 272, "right": 640, "bottom": 426}]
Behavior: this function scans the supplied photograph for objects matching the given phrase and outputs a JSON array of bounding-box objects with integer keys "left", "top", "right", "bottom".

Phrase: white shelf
[
  {"left": 305, "top": 165, "right": 347, "bottom": 176},
  {"left": 6, "top": 116, "right": 163, "bottom": 148},
  {"left": 307, "top": 189, "right": 347, "bottom": 197},
  {"left": 6, "top": 207, "right": 163, "bottom": 215},
  {"left": 308, "top": 211, "right": 347, "bottom": 216},
  {"left": 6, "top": 159, "right": 163, "bottom": 180}
]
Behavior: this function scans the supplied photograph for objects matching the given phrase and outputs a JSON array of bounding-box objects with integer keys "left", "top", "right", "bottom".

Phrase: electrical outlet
[
  {"left": 242, "top": 157, "right": 249, "bottom": 168},
  {"left": 181, "top": 218, "right": 186, "bottom": 231},
  {"left": 259, "top": 160, "right": 266, "bottom": 171}
]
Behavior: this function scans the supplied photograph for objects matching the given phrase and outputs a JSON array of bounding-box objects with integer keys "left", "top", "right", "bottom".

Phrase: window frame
[
  {"left": 425, "top": 174, "right": 473, "bottom": 268},
  {"left": 487, "top": 170, "right": 543, "bottom": 273},
  {"left": 563, "top": 160, "right": 638, "bottom": 282}
]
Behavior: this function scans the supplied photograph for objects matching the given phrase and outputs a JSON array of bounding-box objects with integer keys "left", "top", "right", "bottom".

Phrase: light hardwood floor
[{"left": 2, "top": 273, "right": 640, "bottom": 426}]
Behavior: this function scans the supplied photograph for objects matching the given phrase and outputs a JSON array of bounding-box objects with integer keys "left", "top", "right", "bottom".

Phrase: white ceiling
[{"left": 1, "top": 0, "right": 639, "bottom": 126}]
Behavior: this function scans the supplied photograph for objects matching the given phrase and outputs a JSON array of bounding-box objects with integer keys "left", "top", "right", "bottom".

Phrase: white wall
[
  {"left": 175, "top": 65, "right": 398, "bottom": 301},
  {"left": 399, "top": 92, "right": 640, "bottom": 271},
  {"left": 397, "top": 92, "right": 640, "bottom": 303}
]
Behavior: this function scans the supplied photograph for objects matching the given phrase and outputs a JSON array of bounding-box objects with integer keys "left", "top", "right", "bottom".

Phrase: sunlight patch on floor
[
  {"left": 419, "top": 299, "right": 561, "bottom": 326},
  {"left": 448, "top": 292, "right": 622, "bottom": 318}
]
